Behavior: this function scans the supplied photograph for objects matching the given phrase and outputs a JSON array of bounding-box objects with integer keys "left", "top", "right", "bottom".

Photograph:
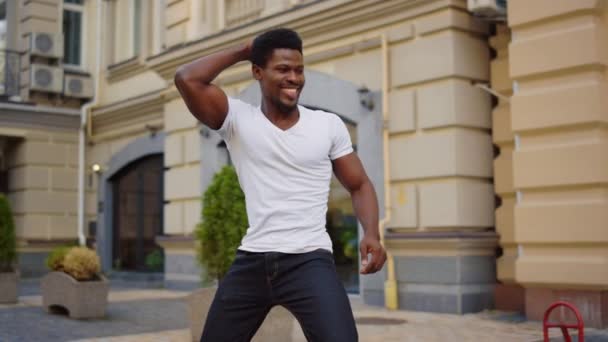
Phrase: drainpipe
[
  {"left": 379, "top": 34, "right": 398, "bottom": 310},
  {"left": 77, "top": 0, "right": 104, "bottom": 246},
  {"left": 321, "top": 33, "right": 399, "bottom": 309}
]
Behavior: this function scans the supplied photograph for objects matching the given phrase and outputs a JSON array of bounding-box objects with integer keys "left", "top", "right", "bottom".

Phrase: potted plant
[
  {"left": 196, "top": 165, "right": 248, "bottom": 283},
  {"left": 41, "top": 246, "right": 109, "bottom": 319},
  {"left": 187, "top": 166, "right": 301, "bottom": 341},
  {"left": 145, "top": 249, "right": 164, "bottom": 272},
  {"left": 0, "top": 194, "right": 18, "bottom": 304}
]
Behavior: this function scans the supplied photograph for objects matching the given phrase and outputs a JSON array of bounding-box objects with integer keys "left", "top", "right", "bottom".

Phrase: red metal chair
[{"left": 543, "top": 301, "right": 584, "bottom": 342}]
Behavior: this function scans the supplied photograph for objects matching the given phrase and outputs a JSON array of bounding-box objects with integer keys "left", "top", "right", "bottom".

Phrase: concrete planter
[
  {"left": 187, "top": 287, "right": 305, "bottom": 341},
  {"left": 41, "top": 271, "right": 109, "bottom": 319},
  {"left": 0, "top": 271, "right": 18, "bottom": 304}
]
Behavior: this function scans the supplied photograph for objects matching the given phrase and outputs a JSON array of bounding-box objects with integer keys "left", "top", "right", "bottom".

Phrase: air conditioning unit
[
  {"left": 30, "top": 64, "right": 63, "bottom": 93},
  {"left": 63, "top": 74, "right": 93, "bottom": 99},
  {"left": 29, "top": 32, "right": 63, "bottom": 59},
  {"left": 467, "top": 0, "right": 507, "bottom": 19}
]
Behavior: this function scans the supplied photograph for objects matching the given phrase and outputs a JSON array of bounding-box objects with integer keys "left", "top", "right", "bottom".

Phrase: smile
[{"left": 280, "top": 88, "right": 299, "bottom": 100}]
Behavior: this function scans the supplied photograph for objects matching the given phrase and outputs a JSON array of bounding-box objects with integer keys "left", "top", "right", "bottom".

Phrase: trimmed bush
[
  {"left": 195, "top": 165, "right": 248, "bottom": 282},
  {"left": 62, "top": 247, "right": 101, "bottom": 281},
  {"left": 0, "top": 194, "right": 16, "bottom": 273}
]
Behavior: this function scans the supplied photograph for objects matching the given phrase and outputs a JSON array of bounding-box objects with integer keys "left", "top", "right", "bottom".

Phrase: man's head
[{"left": 251, "top": 28, "right": 305, "bottom": 113}]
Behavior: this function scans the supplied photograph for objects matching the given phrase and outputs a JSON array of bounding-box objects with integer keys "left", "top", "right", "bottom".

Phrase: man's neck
[
  {"left": 261, "top": 100, "right": 299, "bottom": 122},
  {"left": 260, "top": 100, "right": 300, "bottom": 131}
]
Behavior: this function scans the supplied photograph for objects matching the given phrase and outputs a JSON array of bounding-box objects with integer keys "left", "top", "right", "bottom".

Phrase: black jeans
[{"left": 200, "top": 248, "right": 358, "bottom": 342}]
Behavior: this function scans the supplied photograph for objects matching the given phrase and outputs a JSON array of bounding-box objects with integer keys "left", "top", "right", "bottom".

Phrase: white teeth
[{"left": 283, "top": 89, "right": 297, "bottom": 97}]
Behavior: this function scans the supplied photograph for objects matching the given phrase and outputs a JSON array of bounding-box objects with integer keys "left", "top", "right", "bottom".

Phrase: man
[{"left": 175, "top": 28, "right": 387, "bottom": 342}]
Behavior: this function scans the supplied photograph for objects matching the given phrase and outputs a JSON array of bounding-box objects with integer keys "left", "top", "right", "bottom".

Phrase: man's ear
[{"left": 252, "top": 64, "right": 263, "bottom": 81}]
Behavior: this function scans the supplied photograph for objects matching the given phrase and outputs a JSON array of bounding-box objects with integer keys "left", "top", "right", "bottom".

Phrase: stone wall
[
  {"left": 6, "top": 128, "right": 91, "bottom": 276},
  {"left": 508, "top": 0, "right": 608, "bottom": 328}
]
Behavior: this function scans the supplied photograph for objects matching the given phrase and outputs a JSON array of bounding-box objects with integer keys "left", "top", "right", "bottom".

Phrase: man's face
[{"left": 253, "top": 48, "right": 305, "bottom": 113}]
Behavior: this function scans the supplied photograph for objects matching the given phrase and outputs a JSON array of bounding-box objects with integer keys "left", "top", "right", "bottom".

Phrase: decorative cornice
[
  {"left": 385, "top": 231, "right": 499, "bottom": 256},
  {"left": 0, "top": 127, "right": 27, "bottom": 138},
  {"left": 160, "top": 85, "right": 182, "bottom": 102},
  {"left": 0, "top": 102, "right": 80, "bottom": 131},
  {"left": 146, "top": 0, "right": 447, "bottom": 80},
  {"left": 91, "top": 89, "right": 165, "bottom": 138},
  {"left": 18, "top": 238, "right": 79, "bottom": 252},
  {"left": 90, "top": 117, "right": 163, "bottom": 143},
  {"left": 386, "top": 231, "right": 499, "bottom": 240},
  {"left": 156, "top": 235, "right": 196, "bottom": 251},
  {"left": 106, "top": 57, "right": 147, "bottom": 83}
]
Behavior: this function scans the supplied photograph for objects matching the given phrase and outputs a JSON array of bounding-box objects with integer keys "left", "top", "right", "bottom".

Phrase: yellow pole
[
  {"left": 299, "top": 33, "right": 400, "bottom": 309},
  {"left": 380, "top": 34, "right": 398, "bottom": 310}
]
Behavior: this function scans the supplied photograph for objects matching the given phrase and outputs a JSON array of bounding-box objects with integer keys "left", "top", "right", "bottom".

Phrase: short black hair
[{"left": 250, "top": 28, "right": 302, "bottom": 67}]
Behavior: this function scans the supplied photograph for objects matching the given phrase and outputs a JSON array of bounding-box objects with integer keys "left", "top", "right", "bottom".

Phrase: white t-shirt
[{"left": 215, "top": 97, "right": 354, "bottom": 253}]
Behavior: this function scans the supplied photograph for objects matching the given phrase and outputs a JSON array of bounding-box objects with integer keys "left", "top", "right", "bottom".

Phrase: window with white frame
[
  {"left": 63, "top": 0, "right": 84, "bottom": 67},
  {"left": 111, "top": 0, "right": 142, "bottom": 64},
  {"left": 133, "top": 0, "right": 141, "bottom": 56},
  {"left": 151, "top": 0, "right": 165, "bottom": 55},
  {"left": 0, "top": 1, "right": 7, "bottom": 48}
]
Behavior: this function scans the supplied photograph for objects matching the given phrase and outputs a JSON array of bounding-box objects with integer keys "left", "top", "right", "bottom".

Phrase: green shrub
[
  {"left": 145, "top": 249, "right": 164, "bottom": 271},
  {"left": 195, "top": 165, "right": 248, "bottom": 282},
  {"left": 0, "top": 194, "right": 16, "bottom": 272}
]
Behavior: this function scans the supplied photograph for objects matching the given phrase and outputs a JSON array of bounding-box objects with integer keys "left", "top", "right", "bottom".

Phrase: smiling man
[{"left": 174, "top": 28, "right": 386, "bottom": 342}]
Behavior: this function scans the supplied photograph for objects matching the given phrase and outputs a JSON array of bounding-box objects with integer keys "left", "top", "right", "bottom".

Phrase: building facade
[{"left": 1, "top": 0, "right": 606, "bottom": 328}]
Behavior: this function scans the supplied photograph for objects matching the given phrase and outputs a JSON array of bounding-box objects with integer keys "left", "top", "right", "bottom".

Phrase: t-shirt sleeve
[
  {"left": 215, "top": 97, "right": 247, "bottom": 142},
  {"left": 329, "top": 114, "right": 354, "bottom": 160}
]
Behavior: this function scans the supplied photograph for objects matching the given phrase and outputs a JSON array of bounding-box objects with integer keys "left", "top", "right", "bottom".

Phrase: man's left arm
[{"left": 332, "top": 153, "right": 387, "bottom": 274}]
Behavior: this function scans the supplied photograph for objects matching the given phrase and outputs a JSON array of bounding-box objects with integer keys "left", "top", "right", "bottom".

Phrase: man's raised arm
[{"left": 174, "top": 43, "right": 251, "bottom": 130}]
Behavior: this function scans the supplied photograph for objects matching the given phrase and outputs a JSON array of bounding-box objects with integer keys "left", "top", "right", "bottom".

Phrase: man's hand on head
[
  {"left": 359, "top": 234, "right": 387, "bottom": 274},
  {"left": 244, "top": 39, "right": 253, "bottom": 62}
]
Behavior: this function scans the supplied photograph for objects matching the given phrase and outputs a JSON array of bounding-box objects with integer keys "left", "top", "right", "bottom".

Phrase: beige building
[{"left": 1, "top": 0, "right": 606, "bottom": 328}]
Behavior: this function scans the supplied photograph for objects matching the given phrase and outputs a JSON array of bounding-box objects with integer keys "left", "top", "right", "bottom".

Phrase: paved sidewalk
[{"left": 2, "top": 279, "right": 608, "bottom": 341}]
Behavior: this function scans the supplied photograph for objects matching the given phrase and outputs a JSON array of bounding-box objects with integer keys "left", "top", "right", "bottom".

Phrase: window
[
  {"left": 0, "top": 0, "right": 7, "bottom": 47},
  {"left": 0, "top": 1, "right": 6, "bottom": 47},
  {"left": 152, "top": 0, "right": 165, "bottom": 54},
  {"left": 63, "top": 0, "right": 84, "bottom": 67},
  {"left": 0, "top": 1, "right": 5, "bottom": 22},
  {"left": 133, "top": 0, "right": 141, "bottom": 56},
  {"left": 111, "top": 0, "right": 142, "bottom": 64}
]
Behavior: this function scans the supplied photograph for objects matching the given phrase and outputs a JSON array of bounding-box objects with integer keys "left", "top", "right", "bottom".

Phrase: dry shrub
[{"left": 62, "top": 247, "right": 101, "bottom": 281}]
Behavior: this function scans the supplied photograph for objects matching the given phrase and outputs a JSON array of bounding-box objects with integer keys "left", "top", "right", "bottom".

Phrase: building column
[
  {"left": 385, "top": 5, "right": 496, "bottom": 314},
  {"left": 509, "top": 0, "right": 608, "bottom": 328},
  {"left": 6, "top": 129, "right": 82, "bottom": 277},
  {"left": 490, "top": 24, "right": 524, "bottom": 312},
  {"left": 161, "top": 93, "right": 202, "bottom": 290}
]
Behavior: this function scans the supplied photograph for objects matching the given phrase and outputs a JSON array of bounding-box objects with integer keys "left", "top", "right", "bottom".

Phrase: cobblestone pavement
[{"left": 2, "top": 279, "right": 608, "bottom": 342}]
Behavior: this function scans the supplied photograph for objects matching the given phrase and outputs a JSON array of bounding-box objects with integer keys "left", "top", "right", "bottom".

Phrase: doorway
[
  {"left": 327, "top": 119, "right": 359, "bottom": 293},
  {"left": 111, "top": 154, "right": 164, "bottom": 272}
]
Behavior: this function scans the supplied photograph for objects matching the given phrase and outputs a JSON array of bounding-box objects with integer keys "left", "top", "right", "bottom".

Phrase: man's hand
[
  {"left": 359, "top": 234, "right": 387, "bottom": 274},
  {"left": 331, "top": 153, "right": 385, "bottom": 274},
  {"left": 244, "top": 39, "right": 253, "bottom": 61}
]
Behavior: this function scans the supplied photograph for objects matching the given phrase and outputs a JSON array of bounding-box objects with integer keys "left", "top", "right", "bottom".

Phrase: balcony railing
[{"left": 0, "top": 50, "right": 20, "bottom": 97}]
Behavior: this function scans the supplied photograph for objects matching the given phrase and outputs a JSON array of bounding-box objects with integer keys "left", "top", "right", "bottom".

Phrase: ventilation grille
[
  {"left": 30, "top": 64, "right": 63, "bottom": 93},
  {"left": 29, "top": 32, "right": 63, "bottom": 59},
  {"left": 63, "top": 74, "right": 93, "bottom": 99}
]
